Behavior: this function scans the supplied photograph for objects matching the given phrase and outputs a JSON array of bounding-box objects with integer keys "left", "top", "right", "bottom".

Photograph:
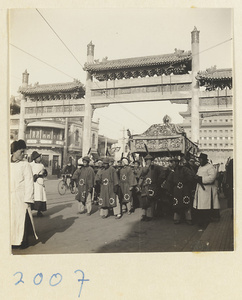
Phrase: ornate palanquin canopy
[
  {"left": 129, "top": 115, "right": 198, "bottom": 157},
  {"left": 18, "top": 80, "right": 85, "bottom": 100},
  {"left": 196, "top": 66, "right": 232, "bottom": 91},
  {"left": 84, "top": 49, "right": 192, "bottom": 81}
]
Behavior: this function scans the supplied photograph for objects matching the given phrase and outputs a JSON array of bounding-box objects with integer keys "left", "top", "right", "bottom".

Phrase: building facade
[
  {"left": 179, "top": 67, "right": 233, "bottom": 165},
  {"left": 10, "top": 111, "right": 99, "bottom": 175}
]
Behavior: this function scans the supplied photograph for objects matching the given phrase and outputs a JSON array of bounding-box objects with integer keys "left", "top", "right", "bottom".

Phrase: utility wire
[
  {"left": 36, "top": 8, "right": 84, "bottom": 69},
  {"left": 193, "top": 38, "right": 233, "bottom": 57},
  {"left": 10, "top": 43, "right": 75, "bottom": 80},
  {"left": 93, "top": 81, "right": 150, "bottom": 126},
  {"left": 35, "top": 8, "right": 152, "bottom": 128},
  {"left": 118, "top": 103, "right": 150, "bottom": 126}
]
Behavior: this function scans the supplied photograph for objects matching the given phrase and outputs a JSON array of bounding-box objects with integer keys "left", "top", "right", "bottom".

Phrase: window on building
[
  {"left": 220, "top": 144, "right": 223, "bottom": 147},
  {"left": 204, "top": 130, "right": 207, "bottom": 133},
  {"left": 219, "top": 130, "right": 223, "bottom": 133},
  {"left": 214, "top": 130, "right": 217, "bottom": 133},
  {"left": 214, "top": 144, "right": 217, "bottom": 147},
  {"left": 32, "top": 129, "right": 40, "bottom": 139},
  {"left": 42, "top": 129, "right": 51, "bottom": 139},
  {"left": 25, "top": 128, "right": 31, "bottom": 139},
  {"left": 209, "top": 130, "right": 212, "bottom": 133},
  {"left": 209, "top": 120, "right": 212, "bottom": 123},
  {"left": 209, "top": 143, "right": 212, "bottom": 146}
]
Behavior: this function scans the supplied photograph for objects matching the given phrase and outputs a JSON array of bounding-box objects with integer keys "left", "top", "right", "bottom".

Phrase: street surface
[{"left": 13, "top": 178, "right": 228, "bottom": 254}]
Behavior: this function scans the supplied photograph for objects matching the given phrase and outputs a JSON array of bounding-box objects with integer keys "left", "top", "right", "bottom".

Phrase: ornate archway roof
[
  {"left": 84, "top": 49, "right": 192, "bottom": 81},
  {"left": 18, "top": 80, "right": 85, "bottom": 99},
  {"left": 196, "top": 67, "right": 232, "bottom": 90}
]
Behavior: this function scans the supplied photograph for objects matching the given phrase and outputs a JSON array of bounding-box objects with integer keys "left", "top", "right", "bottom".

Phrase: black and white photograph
[
  {"left": 2, "top": 2, "right": 242, "bottom": 299},
  {"left": 8, "top": 8, "right": 234, "bottom": 255}
]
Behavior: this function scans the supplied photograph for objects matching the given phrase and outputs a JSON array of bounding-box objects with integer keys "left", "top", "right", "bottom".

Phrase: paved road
[{"left": 13, "top": 179, "right": 227, "bottom": 255}]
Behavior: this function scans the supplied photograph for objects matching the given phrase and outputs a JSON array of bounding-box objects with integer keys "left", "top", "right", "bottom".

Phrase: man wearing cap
[
  {"left": 30, "top": 151, "right": 48, "bottom": 217},
  {"left": 132, "top": 160, "right": 142, "bottom": 209},
  {"left": 62, "top": 157, "right": 76, "bottom": 176},
  {"left": 94, "top": 159, "right": 103, "bottom": 205},
  {"left": 10, "top": 140, "right": 38, "bottom": 249},
  {"left": 62, "top": 157, "right": 76, "bottom": 189},
  {"left": 163, "top": 157, "right": 195, "bottom": 225},
  {"left": 109, "top": 157, "right": 115, "bottom": 167},
  {"left": 72, "top": 156, "right": 95, "bottom": 216},
  {"left": 139, "top": 154, "right": 162, "bottom": 221},
  {"left": 193, "top": 153, "right": 220, "bottom": 228},
  {"left": 119, "top": 157, "right": 137, "bottom": 214},
  {"left": 98, "top": 157, "right": 121, "bottom": 219}
]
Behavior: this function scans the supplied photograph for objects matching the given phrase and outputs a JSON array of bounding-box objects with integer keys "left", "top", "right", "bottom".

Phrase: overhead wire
[
  {"left": 35, "top": 8, "right": 150, "bottom": 128},
  {"left": 36, "top": 8, "right": 84, "bottom": 68},
  {"left": 10, "top": 43, "right": 75, "bottom": 80},
  {"left": 192, "top": 38, "right": 233, "bottom": 57},
  {"left": 92, "top": 81, "right": 150, "bottom": 126},
  {"left": 14, "top": 10, "right": 233, "bottom": 131},
  {"left": 91, "top": 38, "right": 233, "bottom": 127}
]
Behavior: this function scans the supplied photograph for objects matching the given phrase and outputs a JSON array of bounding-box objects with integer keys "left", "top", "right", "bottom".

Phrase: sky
[{"left": 9, "top": 8, "right": 233, "bottom": 140}]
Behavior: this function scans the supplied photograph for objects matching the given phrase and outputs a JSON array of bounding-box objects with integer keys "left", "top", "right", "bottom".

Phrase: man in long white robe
[
  {"left": 193, "top": 153, "right": 220, "bottom": 228},
  {"left": 10, "top": 140, "right": 38, "bottom": 248}
]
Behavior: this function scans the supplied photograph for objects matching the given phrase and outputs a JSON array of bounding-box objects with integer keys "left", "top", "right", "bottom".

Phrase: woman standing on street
[
  {"left": 30, "top": 151, "right": 48, "bottom": 217},
  {"left": 10, "top": 140, "right": 38, "bottom": 249}
]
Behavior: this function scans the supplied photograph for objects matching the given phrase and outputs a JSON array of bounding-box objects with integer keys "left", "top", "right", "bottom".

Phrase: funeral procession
[{"left": 9, "top": 9, "right": 233, "bottom": 254}]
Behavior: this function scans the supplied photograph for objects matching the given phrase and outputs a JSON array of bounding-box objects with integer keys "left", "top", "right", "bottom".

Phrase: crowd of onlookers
[{"left": 10, "top": 138, "right": 234, "bottom": 250}]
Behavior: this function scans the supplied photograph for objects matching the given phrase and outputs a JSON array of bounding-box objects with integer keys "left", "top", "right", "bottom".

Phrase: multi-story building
[
  {"left": 10, "top": 110, "right": 99, "bottom": 175},
  {"left": 9, "top": 73, "right": 116, "bottom": 175},
  {"left": 179, "top": 67, "right": 233, "bottom": 165}
]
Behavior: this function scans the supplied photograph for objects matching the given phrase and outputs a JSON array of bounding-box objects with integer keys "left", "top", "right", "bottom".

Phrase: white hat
[{"left": 78, "top": 158, "right": 82, "bottom": 165}]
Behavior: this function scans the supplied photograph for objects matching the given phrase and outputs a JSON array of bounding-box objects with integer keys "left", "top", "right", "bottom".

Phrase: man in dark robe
[
  {"left": 119, "top": 157, "right": 137, "bottom": 214},
  {"left": 98, "top": 158, "right": 121, "bottom": 219},
  {"left": 132, "top": 160, "right": 142, "bottom": 209},
  {"left": 139, "top": 154, "right": 161, "bottom": 221},
  {"left": 72, "top": 156, "right": 95, "bottom": 216},
  {"left": 164, "top": 157, "right": 195, "bottom": 225}
]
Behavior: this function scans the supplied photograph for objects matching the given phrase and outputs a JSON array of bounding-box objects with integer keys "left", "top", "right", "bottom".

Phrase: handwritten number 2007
[{"left": 13, "top": 270, "right": 89, "bottom": 297}]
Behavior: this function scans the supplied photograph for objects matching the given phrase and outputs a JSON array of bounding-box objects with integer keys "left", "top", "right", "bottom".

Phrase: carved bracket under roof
[
  {"left": 89, "top": 62, "right": 191, "bottom": 81},
  {"left": 84, "top": 50, "right": 192, "bottom": 81}
]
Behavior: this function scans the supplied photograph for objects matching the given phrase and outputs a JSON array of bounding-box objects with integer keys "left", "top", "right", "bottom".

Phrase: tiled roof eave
[
  {"left": 18, "top": 81, "right": 85, "bottom": 95},
  {"left": 20, "top": 88, "right": 84, "bottom": 95},
  {"left": 84, "top": 57, "right": 191, "bottom": 72},
  {"left": 197, "top": 76, "right": 232, "bottom": 81}
]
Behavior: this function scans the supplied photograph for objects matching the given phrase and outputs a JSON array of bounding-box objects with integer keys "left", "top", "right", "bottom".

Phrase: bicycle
[{"left": 58, "top": 174, "right": 77, "bottom": 195}]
